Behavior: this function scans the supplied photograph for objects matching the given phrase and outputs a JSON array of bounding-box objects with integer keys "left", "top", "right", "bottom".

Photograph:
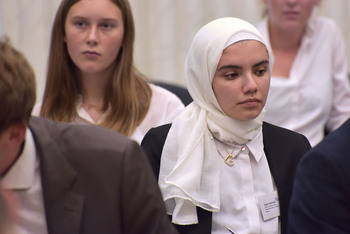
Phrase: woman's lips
[
  {"left": 239, "top": 98, "right": 261, "bottom": 107},
  {"left": 83, "top": 51, "right": 100, "bottom": 59}
]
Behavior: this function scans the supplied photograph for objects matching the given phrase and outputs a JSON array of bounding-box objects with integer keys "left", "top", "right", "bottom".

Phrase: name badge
[{"left": 258, "top": 191, "right": 280, "bottom": 221}]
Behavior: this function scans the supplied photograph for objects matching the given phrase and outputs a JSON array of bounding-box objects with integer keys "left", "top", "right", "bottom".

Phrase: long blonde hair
[{"left": 40, "top": 0, "right": 151, "bottom": 136}]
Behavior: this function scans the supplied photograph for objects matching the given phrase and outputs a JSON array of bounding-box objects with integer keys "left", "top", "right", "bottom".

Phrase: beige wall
[
  {"left": 1, "top": 0, "right": 61, "bottom": 103},
  {"left": 1, "top": 0, "right": 349, "bottom": 103}
]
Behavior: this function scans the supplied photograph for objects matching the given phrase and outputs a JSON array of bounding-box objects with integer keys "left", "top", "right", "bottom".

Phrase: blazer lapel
[
  {"left": 262, "top": 121, "right": 310, "bottom": 234},
  {"left": 30, "top": 119, "right": 84, "bottom": 234}
]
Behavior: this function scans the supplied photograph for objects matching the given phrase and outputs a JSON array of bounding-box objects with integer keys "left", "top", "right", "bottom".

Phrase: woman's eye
[
  {"left": 102, "top": 24, "right": 111, "bottom": 29},
  {"left": 75, "top": 21, "right": 86, "bottom": 28},
  {"left": 101, "top": 22, "right": 115, "bottom": 30},
  {"left": 256, "top": 68, "right": 266, "bottom": 76},
  {"left": 225, "top": 73, "right": 238, "bottom": 79}
]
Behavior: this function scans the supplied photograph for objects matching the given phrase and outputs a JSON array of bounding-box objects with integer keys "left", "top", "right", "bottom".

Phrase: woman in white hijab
[{"left": 141, "top": 17, "right": 311, "bottom": 234}]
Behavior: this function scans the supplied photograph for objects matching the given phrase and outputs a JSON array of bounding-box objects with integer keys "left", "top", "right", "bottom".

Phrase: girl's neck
[
  {"left": 78, "top": 71, "right": 111, "bottom": 122},
  {"left": 268, "top": 24, "right": 304, "bottom": 51},
  {"left": 267, "top": 20, "right": 305, "bottom": 78}
]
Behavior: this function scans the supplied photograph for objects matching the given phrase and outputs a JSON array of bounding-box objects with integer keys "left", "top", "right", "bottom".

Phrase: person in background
[
  {"left": 32, "top": 0, "right": 184, "bottom": 144},
  {"left": 0, "top": 38, "right": 178, "bottom": 234},
  {"left": 141, "top": 17, "right": 311, "bottom": 234},
  {"left": 256, "top": 0, "right": 350, "bottom": 146},
  {"left": 287, "top": 118, "right": 350, "bottom": 233}
]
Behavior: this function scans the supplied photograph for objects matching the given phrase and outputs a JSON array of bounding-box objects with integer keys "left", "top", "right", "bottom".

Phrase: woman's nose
[
  {"left": 86, "top": 27, "right": 99, "bottom": 46},
  {"left": 286, "top": 0, "right": 297, "bottom": 7},
  {"left": 243, "top": 74, "right": 258, "bottom": 94}
]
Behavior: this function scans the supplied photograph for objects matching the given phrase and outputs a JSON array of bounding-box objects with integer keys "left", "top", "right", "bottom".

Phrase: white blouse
[
  {"left": 211, "top": 130, "right": 279, "bottom": 234},
  {"left": 256, "top": 17, "right": 350, "bottom": 146},
  {"left": 32, "top": 84, "right": 185, "bottom": 144}
]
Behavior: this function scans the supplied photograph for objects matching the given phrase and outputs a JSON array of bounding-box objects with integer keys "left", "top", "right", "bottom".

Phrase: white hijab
[{"left": 159, "top": 17, "right": 273, "bottom": 225}]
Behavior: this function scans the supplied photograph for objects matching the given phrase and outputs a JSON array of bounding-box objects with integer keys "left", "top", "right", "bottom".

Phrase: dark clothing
[
  {"left": 141, "top": 122, "right": 311, "bottom": 234},
  {"left": 30, "top": 117, "right": 178, "bottom": 234},
  {"left": 288, "top": 118, "right": 350, "bottom": 234}
]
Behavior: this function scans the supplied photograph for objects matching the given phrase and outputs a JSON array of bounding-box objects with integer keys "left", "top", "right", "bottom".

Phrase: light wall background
[{"left": 1, "top": 0, "right": 349, "bottom": 103}]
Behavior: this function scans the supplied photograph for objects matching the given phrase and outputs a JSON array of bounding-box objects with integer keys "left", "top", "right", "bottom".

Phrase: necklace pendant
[{"left": 224, "top": 154, "right": 235, "bottom": 167}]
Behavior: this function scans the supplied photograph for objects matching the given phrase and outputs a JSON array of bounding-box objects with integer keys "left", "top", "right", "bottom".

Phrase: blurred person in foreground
[
  {"left": 288, "top": 117, "right": 350, "bottom": 233},
  {"left": 0, "top": 38, "right": 177, "bottom": 234},
  {"left": 0, "top": 191, "right": 15, "bottom": 234}
]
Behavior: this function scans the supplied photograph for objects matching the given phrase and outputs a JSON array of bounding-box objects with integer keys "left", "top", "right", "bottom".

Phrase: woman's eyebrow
[
  {"left": 217, "top": 60, "right": 268, "bottom": 71},
  {"left": 253, "top": 60, "right": 269, "bottom": 68},
  {"left": 70, "top": 16, "right": 87, "bottom": 20},
  {"left": 70, "top": 16, "right": 119, "bottom": 22},
  {"left": 217, "top": 64, "right": 241, "bottom": 71}
]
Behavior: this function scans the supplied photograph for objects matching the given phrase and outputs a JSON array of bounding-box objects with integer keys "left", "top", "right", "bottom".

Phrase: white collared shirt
[
  {"left": 211, "top": 130, "right": 279, "bottom": 234},
  {"left": 32, "top": 84, "right": 184, "bottom": 144},
  {"left": 256, "top": 16, "right": 350, "bottom": 147},
  {"left": 1, "top": 130, "right": 48, "bottom": 234}
]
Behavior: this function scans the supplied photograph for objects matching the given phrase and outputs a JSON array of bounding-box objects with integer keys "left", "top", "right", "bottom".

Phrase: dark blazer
[
  {"left": 141, "top": 122, "right": 311, "bottom": 234},
  {"left": 29, "top": 117, "right": 178, "bottom": 234},
  {"left": 288, "top": 118, "right": 350, "bottom": 234}
]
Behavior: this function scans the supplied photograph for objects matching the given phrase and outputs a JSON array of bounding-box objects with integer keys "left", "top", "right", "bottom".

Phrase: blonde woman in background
[
  {"left": 33, "top": 0, "right": 184, "bottom": 144},
  {"left": 256, "top": 0, "right": 350, "bottom": 146}
]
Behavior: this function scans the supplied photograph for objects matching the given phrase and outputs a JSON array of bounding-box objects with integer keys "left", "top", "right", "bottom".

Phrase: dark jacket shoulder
[
  {"left": 28, "top": 117, "right": 178, "bottom": 234},
  {"left": 29, "top": 116, "right": 136, "bottom": 156}
]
